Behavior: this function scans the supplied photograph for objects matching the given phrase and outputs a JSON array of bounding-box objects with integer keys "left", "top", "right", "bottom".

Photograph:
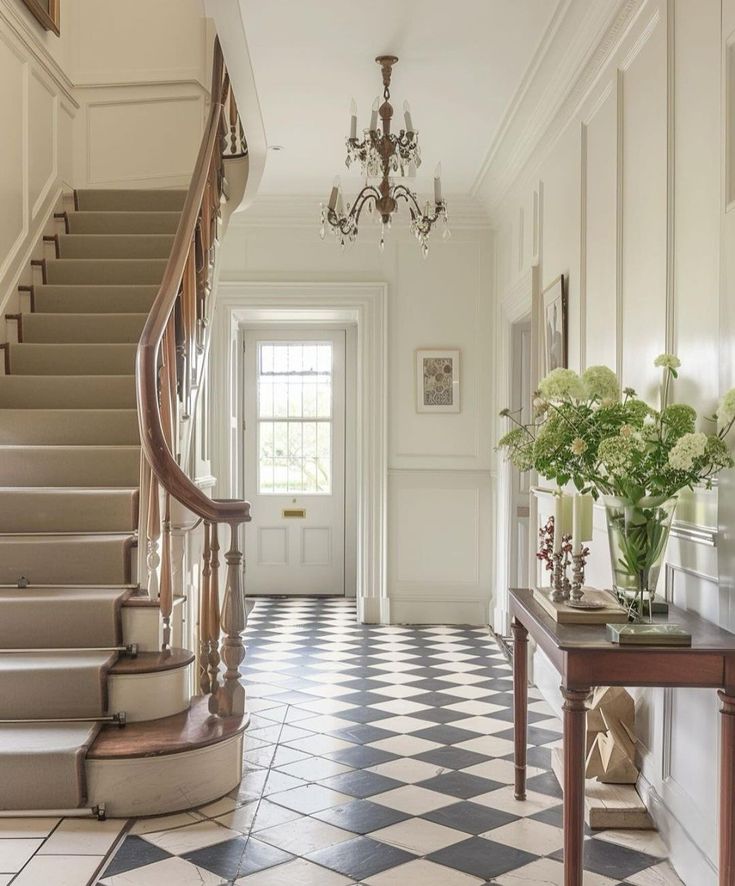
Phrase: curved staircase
[{"left": 0, "top": 39, "right": 253, "bottom": 819}]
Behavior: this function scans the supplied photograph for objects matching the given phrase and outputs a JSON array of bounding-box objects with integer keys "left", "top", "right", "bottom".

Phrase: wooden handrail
[{"left": 135, "top": 37, "right": 250, "bottom": 526}]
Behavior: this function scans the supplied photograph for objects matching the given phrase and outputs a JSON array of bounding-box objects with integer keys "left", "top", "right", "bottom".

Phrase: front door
[{"left": 242, "top": 329, "right": 346, "bottom": 596}]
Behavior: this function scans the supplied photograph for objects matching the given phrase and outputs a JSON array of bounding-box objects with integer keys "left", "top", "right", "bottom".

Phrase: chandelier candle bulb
[
  {"left": 434, "top": 162, "right": 442, "bottom": 203},
  {"left": 370, "top": 97, "right": 379, "bottom": 132},
  {"left": 328, "top": 176, "right": 340, "bottom": 211},
  {"left": 403, "top": 99, "right": 414, "bottom": 133},
  {"left": 349, "top": 98, "right": 357, "bottom": 140}
]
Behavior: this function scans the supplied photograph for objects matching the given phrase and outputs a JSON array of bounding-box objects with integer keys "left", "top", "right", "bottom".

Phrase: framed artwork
[
  {"left": 19, "top": 0, "right": 60, "bottom": 35},
  {"left": 542, "top": 274, "right": 567, "bottom": 375},
  {"left": 416, "top": 349, "right": 460, "bottom": 413}
]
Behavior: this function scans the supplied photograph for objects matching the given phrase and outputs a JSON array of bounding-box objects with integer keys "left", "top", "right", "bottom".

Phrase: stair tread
[
  {"left": 110, "top": 648, "right": 195, "bottom": 675},
  {"left": 88, "top": 697, "right": 248, "bottom": 759}
]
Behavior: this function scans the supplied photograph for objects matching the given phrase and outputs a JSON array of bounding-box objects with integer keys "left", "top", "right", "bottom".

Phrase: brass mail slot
[{"left": 282, "top": 508, "right": 306, "bottom": 518}]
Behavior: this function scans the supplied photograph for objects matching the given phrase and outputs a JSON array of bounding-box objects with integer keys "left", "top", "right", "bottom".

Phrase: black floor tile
[
  {"left": 417, "top": 771, "right": 504, "bottom": 799},
  {"left": 182, "top": 836, "right": 293, "bottom": 879},
  {"left": 427, "top": 836, "right": 538, "bottom": 879},
  {"left": 307, "top": 835, "right": 416, "bottom": 880},
  {"left": 313, "top": 799, "right": 412, "bottom": 834},
  {"left": 550, "top": 837, "right": 661, "bottom": 880},
  {"left": 98, "top": 836, "right": 172, "bottom": 877},
  {"left": 422, "top": 800, "right": 519, "bottom": 835},
  {"left": 414, "top": 745, "right": 492, "bottom": 770},
  {"left": 319, "top": 769, "right": 404, "bottom": 798}
]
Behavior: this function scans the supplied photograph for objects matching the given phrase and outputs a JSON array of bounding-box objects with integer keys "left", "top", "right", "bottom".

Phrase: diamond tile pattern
[{"left": 97, "top": 598, "right": 680, "bottom": 885}]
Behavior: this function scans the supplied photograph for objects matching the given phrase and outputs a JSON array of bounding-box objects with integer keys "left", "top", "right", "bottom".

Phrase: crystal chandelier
[{"left": 320, "top": 55, "right": 449, "bottom": 256}]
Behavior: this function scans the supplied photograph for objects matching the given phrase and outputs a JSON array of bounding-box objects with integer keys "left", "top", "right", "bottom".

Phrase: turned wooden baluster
[
  {"left": 181, "top": 249, "right": 196, "bottom": 416},
  {"left": 146, "top": 473, "right": 161, "bottom": 599},
  {"left": 199, "top": 522, "right": 212, "bottom": 694},
  {"left": 159, "top": 491, "right": 173, "bottom": 651},
  {"left": 228, "top": 81, "right": 238, "bottom": 154},
  {"left": 208, "top": 522, "right": 221, "bottom": 694},
  {"left": 210, "top": 520, "right": 247, "bottom": 717}
]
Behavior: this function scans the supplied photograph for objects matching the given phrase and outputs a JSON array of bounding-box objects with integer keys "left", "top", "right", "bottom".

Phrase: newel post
[{"left": 209, "top": 519, "right": 247, "bottom": 717}]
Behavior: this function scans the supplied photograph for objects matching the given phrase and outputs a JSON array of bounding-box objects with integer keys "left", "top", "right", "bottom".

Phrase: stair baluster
[
  {"left": 210, "top": 520, "right": 247, "bottom": 717},
  {"left": 199, "top": 522, "right": 212, "bottom": 694},
  {"left": 208, "top": 522, "right": 221, "bottom": 695},
  {"left": 160, "top": 492, "right": 173, "bottom": 651},
  {"left": 146, "top": 474, "right": 161, "bottom": 600}
]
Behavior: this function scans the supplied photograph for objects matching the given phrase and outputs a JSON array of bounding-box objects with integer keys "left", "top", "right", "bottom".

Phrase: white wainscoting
[{"left": 388, "top": 469, "right": 493, "bottom": 625}]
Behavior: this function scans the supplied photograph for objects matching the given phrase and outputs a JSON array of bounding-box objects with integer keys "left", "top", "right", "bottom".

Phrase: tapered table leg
[
  {"left": 719, "top": 690, "right": 735, "bottom": 885},
  {"left": 512, "top": 619, "right": 528, "bottom": 801},
  {"left": 562, "top": 686, "right": 589, "bottom": 886}
]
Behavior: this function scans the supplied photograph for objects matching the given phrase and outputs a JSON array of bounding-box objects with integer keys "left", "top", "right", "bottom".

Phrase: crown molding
[
  {"left": 228, "top": 193, "right": 492, "bottom": 230},
  {"left": 473, "top": 0, "right": 644, "bottom": 216}
]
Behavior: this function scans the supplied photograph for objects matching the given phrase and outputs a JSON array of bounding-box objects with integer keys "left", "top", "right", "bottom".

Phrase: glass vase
[{"left": 603, "top": 495, "right": 677, "bottom": 622}]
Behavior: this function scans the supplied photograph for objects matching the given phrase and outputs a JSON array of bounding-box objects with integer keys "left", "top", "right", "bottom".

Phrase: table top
[{"left": 510, "top": 588, "right": 735, "bottom": 655}]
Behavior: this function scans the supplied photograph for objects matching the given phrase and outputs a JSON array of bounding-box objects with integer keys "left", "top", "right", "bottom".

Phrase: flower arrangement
[{"left": 498, "top": 356, "right": 735, "bottom": 617}]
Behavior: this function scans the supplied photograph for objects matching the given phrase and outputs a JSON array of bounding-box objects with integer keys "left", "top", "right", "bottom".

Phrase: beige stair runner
[{"left": 0, "top": 189, "right": 183, "bottom": 810}]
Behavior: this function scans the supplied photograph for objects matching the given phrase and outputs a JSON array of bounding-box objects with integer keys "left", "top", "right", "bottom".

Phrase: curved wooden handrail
[{"left": 135, "top": 38, "right": 250, "bottom": 525}]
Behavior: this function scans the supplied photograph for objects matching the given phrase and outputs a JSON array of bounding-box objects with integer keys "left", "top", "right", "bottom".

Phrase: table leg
[
  {"left": 719, "top": 690, "right": 735, "bottom": 885},
  {"left": 511, "top": 619, "right": 528, "bottom": 800},
  {"left": 562, "top": 686, "right": 589, "bottom": 886}
]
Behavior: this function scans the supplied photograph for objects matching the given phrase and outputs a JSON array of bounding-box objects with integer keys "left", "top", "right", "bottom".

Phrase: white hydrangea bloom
[
  {"left": 654, "top": 353, "right": 681, "bottom": 370},
  {"left": 668, "top": 431, "right": 707, "bottom": 472},
  {"left": 717, "top": 388, "right": 735, "bottom": 429}
]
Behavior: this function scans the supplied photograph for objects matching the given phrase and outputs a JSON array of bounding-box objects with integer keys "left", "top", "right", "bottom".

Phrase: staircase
[{"left": 0, "top": 38, "right": 253, "bottom": 818}]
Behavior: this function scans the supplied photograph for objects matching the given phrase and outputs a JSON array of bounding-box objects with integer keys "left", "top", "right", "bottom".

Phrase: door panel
[{"left": 243, "top": 329, "right": 346, "bottom": 596}]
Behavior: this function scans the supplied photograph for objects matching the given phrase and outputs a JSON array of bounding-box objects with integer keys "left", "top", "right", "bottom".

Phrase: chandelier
[{"left": 320, "top": 55, "right": 449, "bottom": 256}]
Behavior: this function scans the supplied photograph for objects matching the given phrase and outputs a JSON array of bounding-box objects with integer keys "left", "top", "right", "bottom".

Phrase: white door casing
[{"left": 242, "top": 329, "right": 346, "bottom": 596}]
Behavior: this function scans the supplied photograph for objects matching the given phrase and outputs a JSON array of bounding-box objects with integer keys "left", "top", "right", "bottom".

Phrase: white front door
[{"left": 242, "top": 329, "right": 346, "bottom": 596}]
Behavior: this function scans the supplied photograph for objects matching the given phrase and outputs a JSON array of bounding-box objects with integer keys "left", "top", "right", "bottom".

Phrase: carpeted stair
[{"left": 0, "top": 189, "right": 184, "bottom": 810}]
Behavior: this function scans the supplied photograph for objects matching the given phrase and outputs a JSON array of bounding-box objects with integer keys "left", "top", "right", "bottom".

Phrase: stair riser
[
  {"left": 67, "top": 212, "right": 180, "bottom": 235},
  {"left": 21, "top": 315, "right": 146, "bottom": 344},
  {"left": 0, "top": 590, "right": 124, "bottom": 648},
  {"left": 46, "top": 260, "right": 167, "bottom": 285},
  {"left": 86, "top": 734, "right": 244, "bottom": 817},
  {"left": 75, "top": 190, "right": 187, "bottom": 212},
  {"left": 0, "top": 411, "right": 139, "bottom": 445},
  {"left": 57, "top": 235, "right": 174, "bottom": 260},
  {"left": 0, "top": 448, "right": 140, "bottom": 487},
  {"left": 8, "top": 344, "right": 137, "bottom": 375},
  {"left": 121, "top": 599, "right": 185, "bottom": 653},
  {"left": 34, "top": 286, "right": 157, "bottom": 315},
  {"left": 108, "top": 665, "right": 192, "bottom": 723},
  {"left": 0, "top": 377, "right": 136, "bottom": 408},
  {"left": 0, "top": 537, "right": 132, "bottom": 585}
]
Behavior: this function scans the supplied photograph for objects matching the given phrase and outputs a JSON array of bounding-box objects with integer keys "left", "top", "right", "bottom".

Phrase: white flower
[
  {"left": 643, "top": 414, "right": 656, "bottom": 427},
  {"left": 537, "top": 368, "right": 585, "bottom": 401},
  {"left": 668, "top": 431, "right": 707, "bottom": 472},
  {"left": 654, "top": 353, "right": 681, "bottom": 370},
  {"left": 582, "top": 365, "right": 620, "bottom": 402},
  {"left": 571, "top": 438, "right": 587, "bottom": 456},
  {"left": 717, "top": 388, "right": 735, "bottom": 430}
]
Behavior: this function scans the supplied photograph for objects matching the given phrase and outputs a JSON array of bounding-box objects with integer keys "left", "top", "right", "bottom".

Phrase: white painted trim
[{"left": 211, "top": 282, "right": 388, "bottom": 623}]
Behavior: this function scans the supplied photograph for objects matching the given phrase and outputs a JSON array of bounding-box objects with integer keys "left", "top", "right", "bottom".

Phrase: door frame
[{"left": 210, "top": 281, "right": 389, "bottom": 624}]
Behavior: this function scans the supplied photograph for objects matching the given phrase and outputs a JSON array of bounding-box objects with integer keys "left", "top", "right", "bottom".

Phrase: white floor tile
[
  {"left": 371, "top": 785, "right": 453, "bottom": 815},
  {"left": 131, "top": 812, "right": 201, "bottom": 835},
  {"left": 100, "top": 855, "right": 227, "bottom": 886},
  {"left": 483, "top": 817, "right": 564, "bottom": 854},
  {"left": 363, "top": 858, "right": 484, "bottom": 885},
  {"left": 367, "top": 758, "right": 443, "bottom": 784},
  {"left": 141, "top": 818, "right": 239, "bottom": 853},
  {"left": 493, "top": 857, "right": 617, "bottom": 886},
  {"left": 462, "top": 758, "right": 542, "bottom": 784},
  {"left": 370, "top": 817, "right": 466, "bottom": 854},
  {"left": 455, "top": 735, "right": 516, "bottom": 757},
  {"left": 38, "top": 818, "right": 125, "bottom": 855},
  {"left": 449, "top": 716, "right": 513, "bottom": 735},
  {"left": 473, "top": 785, "right": 560, "bottom": 816},
  {"left": 235, "top": 857, "right": 353, "bottom": 885},
  {"left": 0, "top": 818, "right": 59, "bottom": 839},
  {"left": 371, "top": 699, "right": 431, "bottom": 715},
  {"left": 368, "top": 735, "right": 442, "bottom": 757},
  {"left": 256, "top": 816, "right": 354, "bottom": 855},
  {"left": 0, "top": 838, "right": 43, "bottom": 873},
  {"left": 370, "top": 715, "right": 435, "bottom": 734},
  {"left": 14, "top": 854, "right": 104, "bottom": 886}
]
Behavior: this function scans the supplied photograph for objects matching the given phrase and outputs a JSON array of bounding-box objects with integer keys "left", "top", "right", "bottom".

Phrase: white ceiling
[{"left": 241, "top": 0, "right": 559, "bottom": 199}]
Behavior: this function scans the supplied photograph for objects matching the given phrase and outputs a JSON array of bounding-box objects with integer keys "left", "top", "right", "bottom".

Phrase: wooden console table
[{"left": 510, "top": 587, "right": 735, "bottom": 886}]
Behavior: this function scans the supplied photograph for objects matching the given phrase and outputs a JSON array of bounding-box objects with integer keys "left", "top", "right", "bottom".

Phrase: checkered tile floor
[{"left": 97, "top": 598, "right": 682, "bottom": 885}]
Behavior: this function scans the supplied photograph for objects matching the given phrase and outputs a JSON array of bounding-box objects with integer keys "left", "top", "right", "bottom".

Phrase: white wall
[
  {"left": 0, "top": 0, "right": 208, "bottom": 315},
  {"left": 213, "top": 200, "right": 495, "bottom": 624},
  {"left": 483, "top": 1, "right": 730, "bottom": 882}
]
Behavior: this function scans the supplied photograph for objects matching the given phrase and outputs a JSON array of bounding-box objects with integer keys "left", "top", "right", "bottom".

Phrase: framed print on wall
[
  {"left": 416, "top": 349, "right": 460, "bottom": 413},
  {"left": 541, "top": 274, "right": 567, "bottom": 375},
  {"left": 19, "top": 0, "right": 60, "bottom": 35}
]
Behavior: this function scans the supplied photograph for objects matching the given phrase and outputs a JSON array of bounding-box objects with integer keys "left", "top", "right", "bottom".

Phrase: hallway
[{"left": 95, "top": 600, "right": 676, "bottom": 885}]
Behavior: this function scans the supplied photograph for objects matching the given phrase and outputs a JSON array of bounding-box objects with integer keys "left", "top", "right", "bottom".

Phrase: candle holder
[
  {"left": 571, "top": 546, "right": 590, "bottom": 602},
  {"left": 550, "top": 550, "right": 565, "bottom": 603},
  {"left": 561, "top": 534, "right": 573, "bottom": 601}
]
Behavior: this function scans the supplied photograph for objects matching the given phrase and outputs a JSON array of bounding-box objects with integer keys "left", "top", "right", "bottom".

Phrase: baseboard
[
  {"left": 637, "top": 772, "right": 717, "bottom": 886},
  {"left": 388, "top": 597, "right": 489, "bottom": 626}
]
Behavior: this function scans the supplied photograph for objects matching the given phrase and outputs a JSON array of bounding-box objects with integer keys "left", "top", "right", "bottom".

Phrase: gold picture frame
[
  {"left": 541, "top": 274, "right": 567, "bottom": 375},
  {"left": 19, "top": 0, "right": 60, "bottom": 35}
]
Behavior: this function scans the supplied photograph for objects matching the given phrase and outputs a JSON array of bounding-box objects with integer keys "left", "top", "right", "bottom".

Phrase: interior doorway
[
  {"left": 241, "top": 326, "right": 353, "bottom": 597},
  {"left": 509, "top": 318, "right": 533, "bottom": 590}
]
